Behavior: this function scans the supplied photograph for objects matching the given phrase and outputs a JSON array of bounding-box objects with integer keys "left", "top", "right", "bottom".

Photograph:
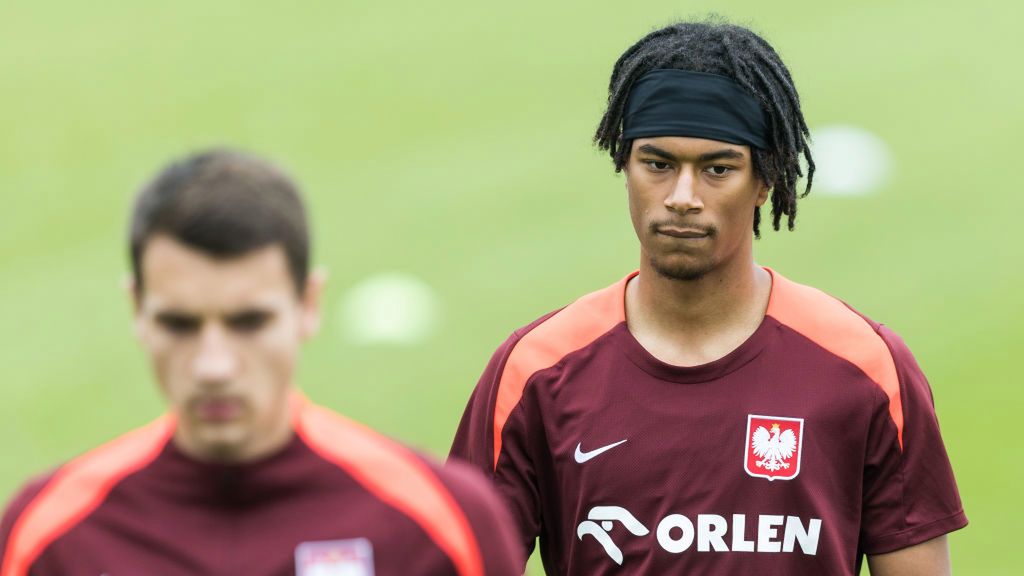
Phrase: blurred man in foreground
[
  {"left": 0, "top": 150, "right": 521, "bottom": 576},
  {"left": 450, "top": 20, "right": 966, "bottom": 575}
]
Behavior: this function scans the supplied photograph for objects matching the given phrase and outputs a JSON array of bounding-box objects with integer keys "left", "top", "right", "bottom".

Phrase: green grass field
[{"left": 1, "top": 1, "right": 1021, "bottom": 573}]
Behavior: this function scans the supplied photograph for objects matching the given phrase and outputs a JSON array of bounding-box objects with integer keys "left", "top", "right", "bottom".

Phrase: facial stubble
[{"left": 647, "top": 224, "right": 719, "bottom": 282}]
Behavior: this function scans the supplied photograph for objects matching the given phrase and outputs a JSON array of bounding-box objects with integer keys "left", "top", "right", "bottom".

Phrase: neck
[{"left": 626, "top": 251, "right": 771, "bottom": 366}]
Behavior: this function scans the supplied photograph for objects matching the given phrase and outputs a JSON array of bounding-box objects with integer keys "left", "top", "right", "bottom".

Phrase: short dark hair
[
  {"left": 129, "top": 149, "right": 310, "bottom": 293},
  {"left": 594, "top": 19, "right": 814, "bottom": 236}
]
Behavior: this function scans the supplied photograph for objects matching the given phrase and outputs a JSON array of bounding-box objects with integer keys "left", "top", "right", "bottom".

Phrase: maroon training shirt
[
  {"left": 450, "top": 269, "right": 966, "bottom": 575},
  {"left": 1, "top": 395, "right": 522, "bottom": 576}
]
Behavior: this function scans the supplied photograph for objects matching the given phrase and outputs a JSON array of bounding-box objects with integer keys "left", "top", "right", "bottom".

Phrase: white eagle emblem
[
  {"left": 751, "top": 422, "right": 797, "bottom": 472},
  {"left": 744, "top": 414, "right": 803, "bottom": 480}
]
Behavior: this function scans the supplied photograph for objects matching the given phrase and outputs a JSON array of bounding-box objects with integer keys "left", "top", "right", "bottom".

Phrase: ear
[
  {"left": 754, "top": 179, "right": 771, "bottom": 207},
  {"left": 299, "top": 267, "right": 327, "bottom": 340},
  {"left": 124, "top": 274, "right": 146, "bottom": 340},
  {"left": 124, "top": 274, "right": 140, "bottom": 306}
]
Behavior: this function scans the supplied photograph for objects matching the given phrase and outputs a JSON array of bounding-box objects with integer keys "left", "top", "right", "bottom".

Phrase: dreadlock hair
[{"left": 594, "top": 19, "right": 814, "bottom": 236}]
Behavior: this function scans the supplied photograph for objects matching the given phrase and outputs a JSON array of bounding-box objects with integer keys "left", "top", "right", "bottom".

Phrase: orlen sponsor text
[{"left": 577, "top": 506, "right": 822, "bottom": 566}]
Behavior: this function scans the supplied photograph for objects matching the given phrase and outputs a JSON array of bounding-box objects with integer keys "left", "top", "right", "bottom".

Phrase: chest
[
  {"left": 532, "top": 353, "right": 878, "bottom": 521},
  {"left": 527, "top": 356, "right": 880, "bottom": 573},
  {"left": 32, "top": 482, "right": 450, "bottom": 576}
]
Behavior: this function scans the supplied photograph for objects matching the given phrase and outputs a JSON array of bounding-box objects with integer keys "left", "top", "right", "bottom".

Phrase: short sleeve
[
  {"left": 859, "top": 326, "right": 968, "bottom": 554},
  {"left": 449, "top": 329, "right": 544, "bottom": 564}
]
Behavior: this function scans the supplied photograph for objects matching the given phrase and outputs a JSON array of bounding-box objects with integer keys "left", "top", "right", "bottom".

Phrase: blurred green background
[{"left": 1, "top": 0, "right": 1021, "bottom": 573}]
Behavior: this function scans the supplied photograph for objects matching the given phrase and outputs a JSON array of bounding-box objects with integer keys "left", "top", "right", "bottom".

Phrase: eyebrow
[
  {"left": 225, "top": 308, "right": 275, "bottom": 321},
  {"left": 155, "top": 310, "right": 200, "bottom": 322},
  {"left": 152, "top": 305, "right": 275, "bottom": 322},
  {"left": 637, "top": 143, "right": 746, "bottom": 163}
]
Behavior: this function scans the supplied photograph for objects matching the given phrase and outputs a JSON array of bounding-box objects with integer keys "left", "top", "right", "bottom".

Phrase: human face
[
  {"left": 625, "top": 136, "right": 769, "bottom": 281},
  {"left": 133, "top": 235, "right": 321, "bottom": 463}
]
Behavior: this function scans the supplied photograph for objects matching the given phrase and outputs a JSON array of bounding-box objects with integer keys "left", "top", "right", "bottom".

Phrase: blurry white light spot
[
  {"left": 339, "top": 272, "right": 440, "bottom": 345},
  {"left": 810, "top": 125, "right": 892, "bottom": 196}
]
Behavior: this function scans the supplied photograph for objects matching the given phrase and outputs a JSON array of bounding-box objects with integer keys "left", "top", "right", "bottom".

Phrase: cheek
[
  {"left": 721, "top": 179, "right": 762, "bottom": 218},
  {"left": 146, "top": 340, "right": 195, "bottom": 403},
  {"left": 248, "top": 321, "right": 302, "bottom": 393},
  {"left": 138, "top": 323, "right": 171, "bottom": 370},
  {"left": 625, "top": 178, "right": 648, "bottom": 230}
]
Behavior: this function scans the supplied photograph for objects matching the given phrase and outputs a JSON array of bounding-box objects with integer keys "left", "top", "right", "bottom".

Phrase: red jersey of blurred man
[{"left": 0, "top": 150, "right": 522, "bottom": 576}]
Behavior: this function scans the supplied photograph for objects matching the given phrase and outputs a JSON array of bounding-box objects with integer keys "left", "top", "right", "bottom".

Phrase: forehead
[
  {"left": 140, "top": 235, "right": 295, "bottom": 311},
  {"left": 631, "top": 136, "right": 751, "bottom": 159}
]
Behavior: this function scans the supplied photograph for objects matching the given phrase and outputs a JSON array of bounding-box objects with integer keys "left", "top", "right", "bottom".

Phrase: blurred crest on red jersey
[
  {"left": 295, "top": 538, "right": 375, "bottom": 576},
  {"left": 744, "top": 415, "right": 804, "bottom": 481}
]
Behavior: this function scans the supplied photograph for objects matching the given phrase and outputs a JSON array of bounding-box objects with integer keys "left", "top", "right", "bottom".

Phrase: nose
[
  {"left": 192, "top": 324, "right": 238, "bottom": 386},
  {"left": 664, "top": 169, "right": 703, "bottom": 214}
]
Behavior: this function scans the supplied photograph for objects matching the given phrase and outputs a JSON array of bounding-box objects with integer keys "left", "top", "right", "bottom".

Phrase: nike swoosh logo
[{"left": 574, "top": 439, "right": 628, "bottom": 463}]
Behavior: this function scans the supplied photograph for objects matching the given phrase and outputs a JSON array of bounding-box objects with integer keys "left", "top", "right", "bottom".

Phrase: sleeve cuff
[{"left": 862, "top": 509, "right": 968, "bottom": 555}]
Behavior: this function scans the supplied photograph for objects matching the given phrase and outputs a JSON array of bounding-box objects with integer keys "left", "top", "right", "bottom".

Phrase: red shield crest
[{"left": 744, "top": 414, "right": 804, "bottom": 481}]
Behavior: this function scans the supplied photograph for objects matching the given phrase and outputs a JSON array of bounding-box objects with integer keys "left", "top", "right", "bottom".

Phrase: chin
[
  {"left": 194, "top": 426, "right": 251, "bottom": 462},
  {"left": 650, "top": 255, "right": 717, "bottom": 281}
]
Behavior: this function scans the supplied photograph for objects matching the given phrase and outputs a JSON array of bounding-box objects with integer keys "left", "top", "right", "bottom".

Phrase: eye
[
  {"left": 226, "top": 310, "right": 273, "bottom": 333},
  {"left": 156, "top": 313, "right": 201, "bottom": 336},
  {"left": 646, "top": 160, "right": 672, "bottom": 172},
  {"left": 705, "top": 165, "right": 733, "bottom": 177}
]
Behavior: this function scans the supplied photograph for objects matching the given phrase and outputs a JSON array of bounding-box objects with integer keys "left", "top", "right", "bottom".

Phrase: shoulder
[
  {"left": 510, "top": 272, "right": 631, "bottom": 345},
  {"left": 423, "top": 457, "right": 518, "bottom": 534},
  {"left": 488, "top": 272, "right": 632, "bottom": 384},
  {"left": 296, "top": 398, "right": 499, "bottom": 513},
  {"left": 3, "top": 470, "right": 56, "bottom": 514},
  {"left": 295, "top": 401, "right": 502, "bottom": 575},
  {"left": 1, "top": 470, "right": 57, "bottom": 541},
  {"left": 430, "top": 459, "right": 511, "bottom": 519},
  {"left": 296, "top": 401, "right": 491, "bottom": 516},
  {"left": 1, "top": 470, "right": 55, "bottom": 572},
  {"left": 433, "top": 460, "right": 525, "bottom": 573},
  {"left": 0, "top": 417, "right": 174, "bottom": 573},
  {"left": 473, "top": 273, "right": 631, "bottom": 452},
  {"left": 765, "top": 268, "right": 901, "bottom": 362},
  {"left": 766, "top": 268, "right": 913, "bottom": 443}
]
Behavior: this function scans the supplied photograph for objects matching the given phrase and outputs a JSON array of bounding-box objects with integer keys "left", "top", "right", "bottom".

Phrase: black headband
[{"left": 621, "top": 69, "right": 768, "bottom": 149}]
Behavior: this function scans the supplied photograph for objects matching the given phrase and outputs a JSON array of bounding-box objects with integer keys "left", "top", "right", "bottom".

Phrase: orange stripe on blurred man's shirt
[
  {"left": 295, "top": 399, "right": 484, "bottom": 576},
  {"left": 0, "top": 416, "right": 175, "bottom": 576}
]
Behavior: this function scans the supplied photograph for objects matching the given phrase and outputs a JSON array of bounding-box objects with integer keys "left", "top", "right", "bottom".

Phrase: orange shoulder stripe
[
  {"left": 1, "top": 416, "right": 175, "bottom": 576},
  {"left": 492, "top": 273, "right": 630, "bottom": 470},
  {"left": 294, "top": 400, "right": 484, "bottom": 576},
  {"left": 765, "top": 269, "right": 904, "bottom": 448}
]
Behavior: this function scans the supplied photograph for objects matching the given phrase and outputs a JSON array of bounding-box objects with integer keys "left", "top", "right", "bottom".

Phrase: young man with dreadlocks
[{"left": 449, "top": 20, "right": 966, "bottom": 575}]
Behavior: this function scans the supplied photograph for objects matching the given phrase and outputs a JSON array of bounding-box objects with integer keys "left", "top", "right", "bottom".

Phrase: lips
[
  {"left": 193, "top": 397, "right": 244, "bottom": 422},
  {"left": 655, "top": 225, "right": 712, "bottom": 239}
]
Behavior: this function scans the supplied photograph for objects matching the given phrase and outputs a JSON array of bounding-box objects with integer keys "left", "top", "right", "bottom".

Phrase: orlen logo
[
  {"left": 576, "top": 507, "right": 650, "bottom": 565},
  {"left": 577, "top": 506, "right": 822, "bottom": 566}
]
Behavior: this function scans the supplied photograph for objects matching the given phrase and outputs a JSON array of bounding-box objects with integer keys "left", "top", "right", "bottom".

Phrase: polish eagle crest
[
  {"left": 744, "top": 415, "right": 804, "bottom": 481},
  {"left": 751, "top": 422, "right": 797, "bottom": 472}
]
